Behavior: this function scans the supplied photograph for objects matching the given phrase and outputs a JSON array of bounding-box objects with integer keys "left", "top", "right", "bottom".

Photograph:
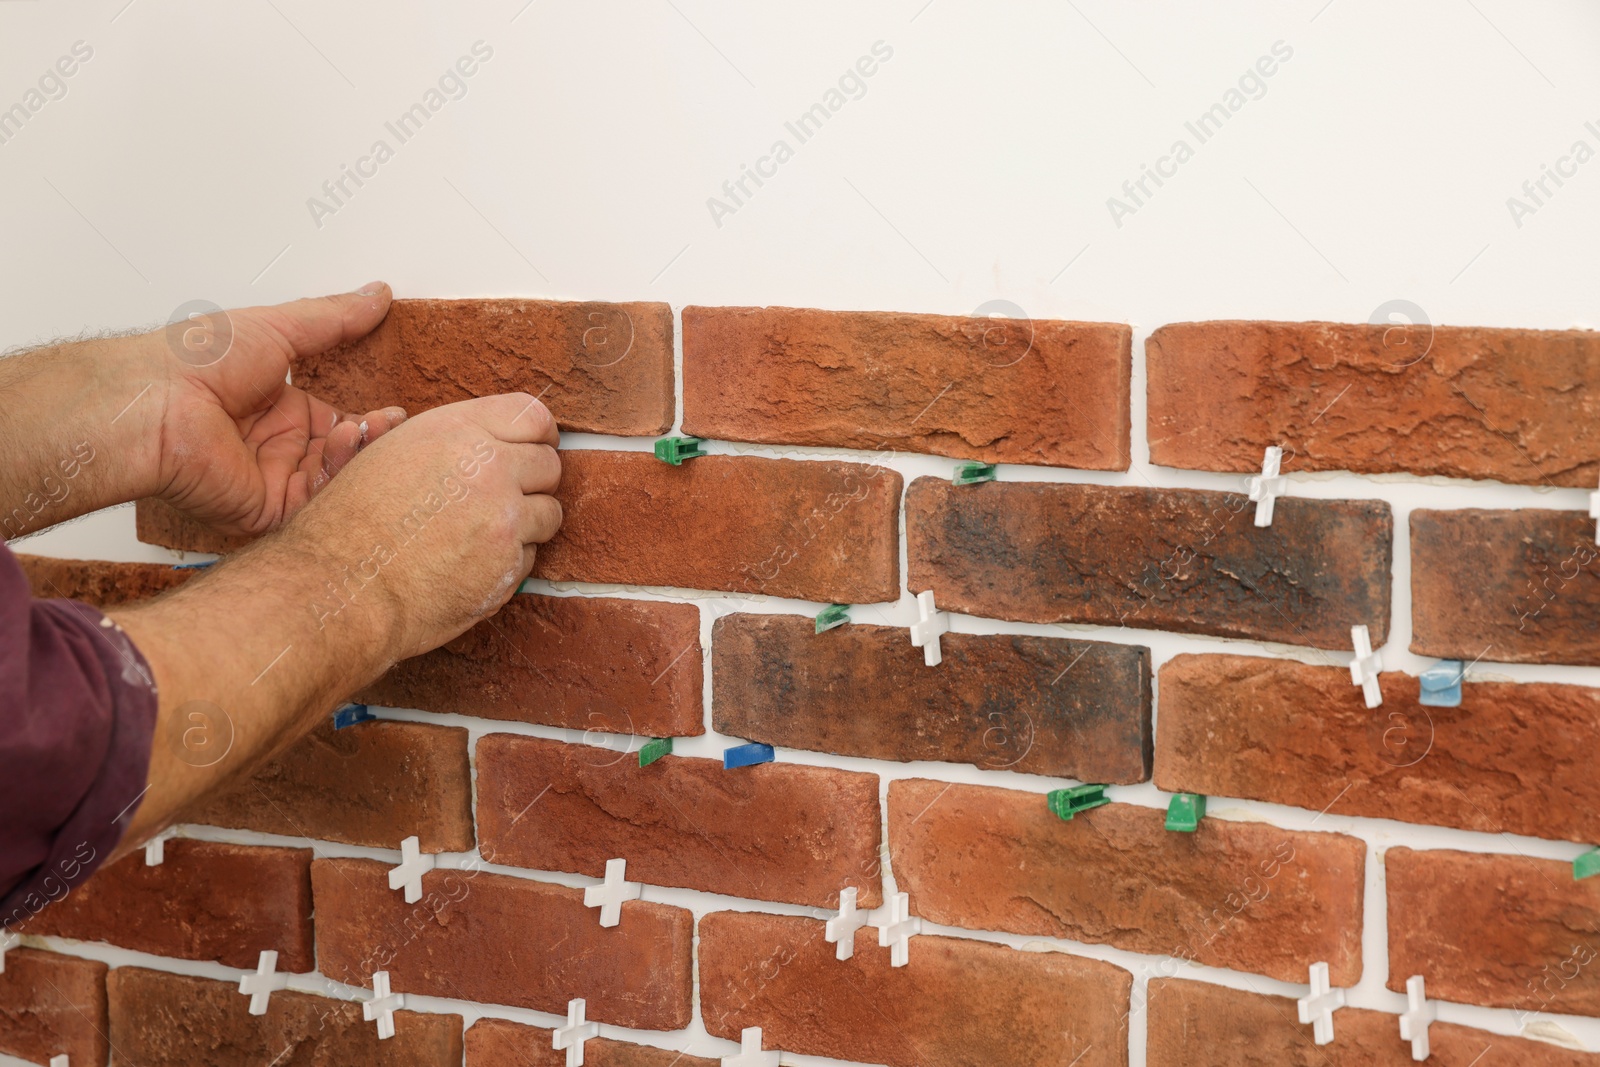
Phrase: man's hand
[
  {"left": 108, "top": 392, "right": 563, "bottom": 849},
  {"left": 143, "top": 283, "right": 409, "bottom": 536},
  {"left": 0, "top": 284, "right": 405, "bottom": 542},
  {"left": 279, "top": 392, "right": 564, "bottom": 657}
]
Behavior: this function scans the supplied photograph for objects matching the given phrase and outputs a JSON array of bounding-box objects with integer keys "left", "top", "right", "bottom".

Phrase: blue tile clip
[
  {"left": 170, "top": 560, "right": 216, "bottom": 570},
  {"left": 723, "top": 742, "right": 775, "bottom": 769},
  {"left": 333, "top": 703, "right": 376, "bottom": 729},
  {"left": 1418, "top": 660, "right": 1463, "bottom": 707}
]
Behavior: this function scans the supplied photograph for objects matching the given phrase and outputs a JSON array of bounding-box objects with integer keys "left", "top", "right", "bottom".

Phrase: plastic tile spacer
[
  {"left": 873, "top": 892, "right": 921, "bottom": 968},
  {"left": 1349, "top": 624, "right": 1383, "bottom": 709},
  {"left": 387, "top": 836, "right": 435, "bottom": 905},
  {"left": 1248, "top": 446, "right": 1288, "bottom": 527},
  {"left": 815, "top": 603, "right": 851, "bottom": 633},
  {"left": 50, "top": 1057, "right": 68, "bottom": 1067},
  {"left": 639, "top": 737, "right": 673, "bottom": 767},
  {"left": 824, "top": 887, "right": 871, "bottom": 961},
  {"left": 363, "top": 971, "right": 404, "bottom": 1041},
  {"left": 723, "top": 742, "right": 775, "bottom": 769},
  {"left": 1589, "top": 472, "right": 1600, "bottom": 545},
  {"left": 1047, "top": 784, "right": 1109, "bottom": 821},
  {"left": 584, "top": 858, "right": 642, "bottom": 928},
  {"left": 951, "top": 461, "right": 997, "bottom": 486},
  {"left": 722, "top": 1026, "right": 781, "bottom": 1067},
  {"left": 239, "top": 949, "right": 290, "bottom": 1016},
  {"left": 553, "top": 997, "right": 600, "bottom": 1067},
  {"left": 1575, "top": 847, "right": 1600, "bottom": 880},
  {"left": 654, "top": 436, "right": 706, "bottom": 465},
  {"left": 144, "top": 826, "right": 178, "bottom": 866},
  {"left": 1296, "top": 961, "right": 1346, "bottom": 1046},
  {"left": 170, "top": 560, "right": 216, "bottom": 570},
  {"left": 333, "top": 703, "right": 376, "bottom": 730},
  {"left": 1418, "top": 661, "right": 1463, "bottom": 708},
  {"left": 1165, "top": 793, "right": 1206, "bottom": 832},
  {"left": 1399, "top": 974, "right": 1435, "bottom": 1061},
  {"left": 909, "top": 590, "right": 948, "bottom": 667}
]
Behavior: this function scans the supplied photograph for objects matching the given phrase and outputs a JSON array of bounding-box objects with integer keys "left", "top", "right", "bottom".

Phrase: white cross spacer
[
  {"left": 144, "top": 827, "right": 178, "bottom": 866},
  {"left": 1399, "top": 974, "right": 1435, "bottom": 1061},
  {"left": 363, "top": 971, "right": 404, "bottom": 1041},
  {"left": 825, "top": 887, "right": 870, "bottom": 961},
  {"left": 1296, "top": 961, "right": 1346, "bottom": 1046},
  {"left": 0, "top": 930, "right": 19, "bottom": 973},
  {"left": 874, "top": 892, "right": 921, "bottom": 968},
  {"left": 1590, "top": 473, "right": 1600, "bottom": 545},
  {"left": 1349, "top": 624, "right": 1383, "bottom": 709},
  {"left": 1248, "top": 446, "right": 1288, "bottom": 527},
  {"left": 721, "top": 1026, "right": 780, "bottom": 1067},
  {"left": 553, "top": 997, "right": 601, "bottom": 1066},
  {"left": 909, "top": 591, "right": 948, "bottom": 667},
  {"left": 50, "top": 1057, "right": 68, "bottom": 1067},
  {"left": 387, "top": 836, "right": 435, "bottom": 905},
  {"left": 584, "top": 858, "right": 642, "bottom": 928},
  {"left": 239, "top": 949, "right": 290, "bottom": 1016}
]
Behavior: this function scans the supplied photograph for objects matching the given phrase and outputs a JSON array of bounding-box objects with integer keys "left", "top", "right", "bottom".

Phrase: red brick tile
[
  {"left": 465, "top": 1017, "right": 718, "bottom": 1067},
  {"left": 0, "top": 948, "right": 106, "bottom": 1067}
]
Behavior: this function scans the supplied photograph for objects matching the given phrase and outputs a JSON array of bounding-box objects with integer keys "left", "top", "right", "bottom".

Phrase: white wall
[{"left": 5, "top": 1, "right": 1600, "bottom": 1064}]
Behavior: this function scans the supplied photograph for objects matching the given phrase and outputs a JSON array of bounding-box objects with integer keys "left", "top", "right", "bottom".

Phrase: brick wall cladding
[
  {"left": 30, "top": 306, "right": 1600, "bottom": 1065},
  {"left": 0, "top": 949, "right": 107, "bottom": 1067},
  {"left": 906, "top": 478, "right": 1393, "bottom": 648},
  {"left": 681, "top": 305, "right": 1132, "bottom": 469},
  {"left": 1146, "top": 320, "right": 1600, "bottom": 486}
]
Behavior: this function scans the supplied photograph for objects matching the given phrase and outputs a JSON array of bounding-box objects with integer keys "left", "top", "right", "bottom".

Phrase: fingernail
[
  {"left": 385, "top": 406, "right": 407, "bottom": 424},
  {"left": 355, "top": 281, "right": 385, "bottom": 296}
]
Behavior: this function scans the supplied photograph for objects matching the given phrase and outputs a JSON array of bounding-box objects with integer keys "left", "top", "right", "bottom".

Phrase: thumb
[{"left": 248, "top": 281, "right": 393, "bottom": 357}]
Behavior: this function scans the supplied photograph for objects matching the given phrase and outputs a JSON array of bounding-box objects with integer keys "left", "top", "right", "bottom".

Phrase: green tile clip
[
  {"left": 654, "top": 436, "right": 707, "bottom": 465},
  {"left": 1165, "top": 793, "right": 1207, "bottom": 832},
  {"left": 639, "top": 737, "right": 673, "bottom": 767},
  {"left": 815, "top": 604, "right": 851, "bottom": 633},
  {"left": 1575, "top": 847, "right": 1600, "bottom": 880},
  {"left": 951, "top": 461, "right": 997, "bottom": 486},
  {"left": 1047, "top": 784, "right": 1109, "bottom": 821}
]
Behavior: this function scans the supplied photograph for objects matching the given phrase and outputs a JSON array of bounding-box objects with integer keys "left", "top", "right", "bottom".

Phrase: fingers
[
  {"left": 252, "top": 281, "right": 393, "bottom": 358},
  {"left": 310, "top": 407, "right": 407, "bottom": 499},
  {"left": 503, "top": 443, "right": 561, "bottom": 496},
  {"left": 514, "top": 493, "right": 563, "bottom": 546},
  {"left": 462, "top": 392, "right": 560, "bottom": 447}
]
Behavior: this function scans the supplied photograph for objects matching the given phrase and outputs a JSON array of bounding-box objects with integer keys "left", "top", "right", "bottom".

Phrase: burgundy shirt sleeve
[{"left": 0, "top": 543, "right": 158, "bottom": 927}]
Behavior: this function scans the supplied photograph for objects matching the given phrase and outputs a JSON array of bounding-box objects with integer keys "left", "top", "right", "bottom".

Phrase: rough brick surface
[
  {"left": 475, "top": 734, "right": 882, "bottom": 908},
  {"left": 108, "top": 967, "right": 462, "bottom": 1066},
  {"left": 1147, "top": 977, "right": 1600, "bottom": 1066},
  {"left": 0, "top": 949, "right": 107, "bottom": 1067},
  {"left": 907, "top": 478, "right": 1392, "bottom": 649},
  {"left": 889, "top": 779, "right": 1364, "bottom": 985},
  {"left": 294, "top": 298, "right": 675, "bottom": 436},
  {"left": 135, "top": 498, "right": 253, "bottom": 553},
  {"left": 312, "top": 858, "right": 692, "bottom": 1030},
  {"left": 184, "top": 718, "right": 474, "bottom": 852},
  {"left": 681, "top": 305, "right": 1131, "bottom": 470},
  {"left": 465, "top": 1018, "right": 718, "bottom": 1067},
  {"left": 532, "top": 451, "right": 901, "bottom": 602},
  {"left": 1156, "top": 653, "right": 1600, "bottom": 844},
  {"left": 1411, "top": 508, "right": 1600, "bottom": 665},
  {"left": 15, "top": 553, "right": 192, "bottom": 605},
  {"left": 362, "top": 593, "right": 703, "bottom": 736},
  {"left": 21, "top": 840, "right": 313, "bottom": 971},
  {"left": 1146, "top": 320, "right": 1600, "bottom": 486},
  {"left": 712, "top": 613, "right": 1151, "bottom": 782},
  {"left": 1387, "top": 847, "right": 1600, "bottom": 1016},
  {"left": 699, "top": 911, "right": 1130, "bottom": 1067}
]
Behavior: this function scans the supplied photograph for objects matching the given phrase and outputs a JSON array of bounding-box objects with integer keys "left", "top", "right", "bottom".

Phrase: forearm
[
  {"left": 0, "top": 335, "right": 165, "bottom": 540},
  {"left": 105, "top": 529, "right": 403, "bottom": 855}
]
